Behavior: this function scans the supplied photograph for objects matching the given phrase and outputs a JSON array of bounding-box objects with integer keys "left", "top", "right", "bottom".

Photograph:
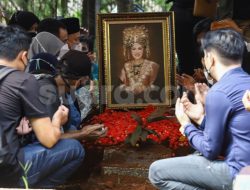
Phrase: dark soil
[{"left": 57, "top": 144, "right": 192, "bottom": 190}]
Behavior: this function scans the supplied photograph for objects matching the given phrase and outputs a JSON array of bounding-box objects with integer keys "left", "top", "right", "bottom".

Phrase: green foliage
[
  {"left": 0, "top": 0, "right": 74, "bottom": 22},
  {"left": 133, "top": 0, "right": 173, "bottom": 12},
  {"left": 154, "top": 0, "right": 173, "bottom": 11},
  {"left": 125, "top": 107, "right": 175, "bottom": 147},
  {"left": 125, "top": 112, "right": 162, "bottom": 147},
  {"left": 99, "top": 0, "right": 117, "bottom": 13},
  {"left": 98, "top": 0, "right": 173, "bottom": 13},
  {"left": 0, "top": 0, "right": 174, "bottom": 24},
  {"left": 126, "top": 125, "right": 142, "bottom": 146}
]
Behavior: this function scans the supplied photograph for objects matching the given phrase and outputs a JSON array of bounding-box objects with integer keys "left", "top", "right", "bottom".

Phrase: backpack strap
[
  {"left": 0, "top": 67, "right": 22, "bottom": 186},
  {"left": 0, "top": 66, "right": 18, "bottom": 158},
  {"left": 0, "top": 67, "right": 19, "bottom": 160},
  {"left": 0, "top": 67, "right": 17, "bottom": 81}
]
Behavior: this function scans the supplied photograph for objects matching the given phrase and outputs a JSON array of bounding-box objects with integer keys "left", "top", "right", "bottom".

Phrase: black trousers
[{"left": 171, "top": 5, "right": 203, "bottom": 75}]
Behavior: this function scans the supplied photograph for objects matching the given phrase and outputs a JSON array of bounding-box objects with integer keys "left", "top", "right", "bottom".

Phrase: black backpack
[{"left": 0, "top": 67, "right": 22, "bottom": 186}]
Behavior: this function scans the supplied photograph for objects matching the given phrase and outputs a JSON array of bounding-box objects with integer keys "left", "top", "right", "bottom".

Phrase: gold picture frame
[{"left": 97, "top": 12, "right": 176, "bottom": 111}]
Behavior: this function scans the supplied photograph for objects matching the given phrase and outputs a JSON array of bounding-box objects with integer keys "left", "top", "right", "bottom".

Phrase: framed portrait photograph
[{"left": 97, "top": 12, "right": 176, "bottom": 110}]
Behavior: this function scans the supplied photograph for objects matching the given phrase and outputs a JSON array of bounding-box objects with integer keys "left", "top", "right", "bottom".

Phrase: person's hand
[
  {"left": 193, "top": 68, "right": 206, "bottom": 82},
  {"left": 89, "top": 80, "right": 95, "bottom": 94},
  {"left": 81, "top": 124, "right": 107, "bottom": 141},
  {"left": 16, "top": 117, "right": 32, "bottom": 135},
  {"left": 87, "top": 52, "right": 96, "bottom": 62},
  {"left": 181, "top": 92, "right": 205, "bottom": 125},
  {"left": 74, "top": 79, "right": 82, "bottom": 89},
  {"left": 176, "top": 73, "right": 195, "bottom": 93},
  {"left": 175, "top": 98, "right": 191, "bottom": 135},
  {"left": 242, "top": 90, "right": 250, "bottom": 111},
  {"left": 80, "top": 76, "right": 90, "bottom": 86},
  {"left": 59, "top": 105, "right": 69, "bottom": 125},
  {"left": 194, "top": 83, "right": 209, "bottom": 105},
  {"left": 53, "top": 105, "right": 69, "bottom": 126}
]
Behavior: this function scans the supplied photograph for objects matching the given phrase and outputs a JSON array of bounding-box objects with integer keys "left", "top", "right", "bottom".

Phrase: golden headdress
[{"left": 123, "top": 25, "right": 150, "bottom": 60}]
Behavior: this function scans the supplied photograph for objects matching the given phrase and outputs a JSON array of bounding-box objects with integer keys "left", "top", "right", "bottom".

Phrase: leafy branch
[{"left": 125, "top": 107, "right": 173, "bottom": 147}]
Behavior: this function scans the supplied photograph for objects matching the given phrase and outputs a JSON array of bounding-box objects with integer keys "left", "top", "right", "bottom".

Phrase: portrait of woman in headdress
[
  {"left": 98, "top": 13, "right": 176, "bottom": 109},
  {"left": 119, "top": 25, "right": 159, "bottom": 95}
]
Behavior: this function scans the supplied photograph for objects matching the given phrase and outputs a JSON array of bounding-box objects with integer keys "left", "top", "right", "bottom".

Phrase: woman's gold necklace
[{"left": 132, "top": 59, "right": 144, "bottom": 78}]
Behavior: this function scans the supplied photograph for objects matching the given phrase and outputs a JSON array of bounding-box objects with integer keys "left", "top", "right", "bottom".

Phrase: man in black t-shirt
[{"left": 0, "top": 26, "right": 84, "bottom": 188}]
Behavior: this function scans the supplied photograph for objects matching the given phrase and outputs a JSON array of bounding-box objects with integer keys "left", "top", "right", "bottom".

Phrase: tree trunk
[
  {"left": 82, "top": 0, "right": 96, "bottom": 51},
  {"left": 44, "top": 0, "right": 57, "bottom": 18},
  {"left": 82, "top": 0, "right": 88, "bottom": 27},
  {"left": 54, "top": 0, "right": 58, "bottom": 18},
  {"left": 60, "top": 0, "right": 68, "bottom": 17},
  {"left": 116, "top": 0, "right": 133, "bottom": 13}
]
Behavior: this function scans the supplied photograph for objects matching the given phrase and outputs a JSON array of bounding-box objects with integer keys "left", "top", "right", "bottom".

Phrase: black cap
[
  {"left": 38, "top": 18, "right": 66, "bottom": 37},
  {"left": 8, "top": 11, "right": 40, "bottom": 31},
  {"left": 193, "top": 18, "right": 213, "bottom": 40},
  {"left": 59, "top": 50, "right": 91, "bottom": 79},
  {"left": 60, "top": 17, "right": 80, "bottom": 35},
  {"left": 27, "top": 53, "right": 59, "bottom": 76}
]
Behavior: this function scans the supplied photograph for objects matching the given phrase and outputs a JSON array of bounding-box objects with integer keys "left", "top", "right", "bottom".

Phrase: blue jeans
[
  {"left": 19, "top": 139, "right": 84, "bottom": 188},
  {"left": 149, "top": 154, "right": 233, "bottom": 190}
]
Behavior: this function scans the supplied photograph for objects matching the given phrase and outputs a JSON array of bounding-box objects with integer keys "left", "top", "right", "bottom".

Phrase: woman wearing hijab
[
  {"left": 28, "top": 32, "right": 64, "bottom": 59},
  {"left": 25, "top": 51, "right": 105, "bottom": 138}
]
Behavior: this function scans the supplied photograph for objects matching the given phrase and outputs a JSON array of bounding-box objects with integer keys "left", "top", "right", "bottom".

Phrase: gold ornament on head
[{"left": 123, "top": 25, "right": 150, "bottom": 60}]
